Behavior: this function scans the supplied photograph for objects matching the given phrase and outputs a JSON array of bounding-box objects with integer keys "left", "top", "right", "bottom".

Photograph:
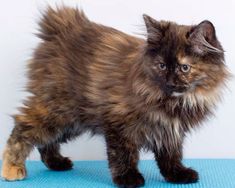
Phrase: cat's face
[{"left": 143, "top": 15, "right": 228, "bottom": 97}]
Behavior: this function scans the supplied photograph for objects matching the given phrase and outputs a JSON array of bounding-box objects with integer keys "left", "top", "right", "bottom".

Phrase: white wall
[{"left": 0, "top": 0, "right": 235, "bottom": 160}]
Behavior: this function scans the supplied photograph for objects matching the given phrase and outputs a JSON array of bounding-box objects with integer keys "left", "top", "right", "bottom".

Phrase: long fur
[{"left": 1, "top": 6, "right": 229, "bottom": 187}]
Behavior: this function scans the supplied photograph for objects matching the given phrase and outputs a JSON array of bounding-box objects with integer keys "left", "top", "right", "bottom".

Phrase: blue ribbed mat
[{"left": 0, "top": 160, "right": 235, "bottom": 188}]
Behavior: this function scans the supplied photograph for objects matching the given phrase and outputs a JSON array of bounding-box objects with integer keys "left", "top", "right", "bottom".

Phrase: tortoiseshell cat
[{"left": 1, "top": 6, "right": 229, "bottom": 187}]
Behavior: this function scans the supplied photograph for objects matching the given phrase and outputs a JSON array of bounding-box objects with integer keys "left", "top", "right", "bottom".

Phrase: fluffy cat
[{"left": 1, "top": 6, "right": 229, "bottom": 187}]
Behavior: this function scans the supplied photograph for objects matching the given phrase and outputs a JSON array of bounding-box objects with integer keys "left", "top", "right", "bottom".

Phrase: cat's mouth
[
  {"left": 171, "top": 92, "right": 185, "bottom": 97},
  {"left": 164, "top": 85, "right": 189, "bottom": 97}
]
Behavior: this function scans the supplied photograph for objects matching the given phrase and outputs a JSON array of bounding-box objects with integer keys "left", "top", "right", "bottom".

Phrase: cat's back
[
  {"left": 26, "top": 6, "right": 144, "bottom": 122},
  {"left": 37, "top": 6, "right": 143, "bottom": 53},
  {"left": 30, "top": 6, "right": 144, "bottom": 88}
]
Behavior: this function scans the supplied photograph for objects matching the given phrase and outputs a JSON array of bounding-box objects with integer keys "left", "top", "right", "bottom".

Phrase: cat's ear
[
  {"left": 143, "top": 14, "right": 163, "bottom": 48},
  {"left": 188, "top": 20, "right": 224, "bottom": 55}
]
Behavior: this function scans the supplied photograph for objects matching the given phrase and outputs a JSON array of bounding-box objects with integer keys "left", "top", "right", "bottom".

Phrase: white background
[{"left": 0, "top": 0, "right": 235, "bottom": 160}]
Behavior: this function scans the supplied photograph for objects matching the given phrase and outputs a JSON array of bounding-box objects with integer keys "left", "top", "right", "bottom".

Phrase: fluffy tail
[{"left": 37, "top": 6, "right": 89, "bottom": 41}]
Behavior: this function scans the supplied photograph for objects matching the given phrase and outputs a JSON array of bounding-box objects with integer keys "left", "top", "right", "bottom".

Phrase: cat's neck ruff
[{"left": 182, "top": 85, "right": 224, "bottom": 110}]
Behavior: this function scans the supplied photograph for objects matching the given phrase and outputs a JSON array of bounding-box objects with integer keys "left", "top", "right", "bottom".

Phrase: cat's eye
[
  {"left": 158, "top": 63, "right": 166, "bottom": 70},
  {"left": 181, "top": 64, "right": 191, "bottom": 73}
]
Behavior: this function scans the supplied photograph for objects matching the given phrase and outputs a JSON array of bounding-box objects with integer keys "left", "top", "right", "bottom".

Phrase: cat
[{"left": 1, "top": 6, "right": 229, "bottom": 188}]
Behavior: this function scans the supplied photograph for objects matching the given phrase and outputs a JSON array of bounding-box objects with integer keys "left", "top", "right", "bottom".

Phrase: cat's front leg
[
  {"left": 154, "top": 142, "right": 199, "bottom": 184},
  {"left": 105, "top": 129, "right": 145, "bottom": 188}
]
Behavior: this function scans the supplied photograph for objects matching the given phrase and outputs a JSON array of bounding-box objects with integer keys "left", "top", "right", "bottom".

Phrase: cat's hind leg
[
  {"left": 38, "top": 142, "right": 73, "bottom": 171},
  {"left": 1, "top": 103, "right": 69, "bottom": 181},
  {"left": 1, "top": 126, "right": 33, "bottom": 181}
]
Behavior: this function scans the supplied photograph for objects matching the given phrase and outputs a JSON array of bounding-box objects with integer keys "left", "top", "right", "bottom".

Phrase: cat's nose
[
  {"left": 166, "top": 84, "right": 177, "bottom": 90},
  {"left": 166, "top": 84, "right": 187, "bottom": 93},
  {"left": 165, "top": 84, "right": 177, "bottom": 94},
  {"left": 166, "top": 77, "right": 176, "bottom": 88}
]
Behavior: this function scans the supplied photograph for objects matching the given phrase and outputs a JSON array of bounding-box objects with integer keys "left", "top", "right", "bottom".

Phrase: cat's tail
[{"left": 37, "top": 5, "right": 89, "bottom": 41}]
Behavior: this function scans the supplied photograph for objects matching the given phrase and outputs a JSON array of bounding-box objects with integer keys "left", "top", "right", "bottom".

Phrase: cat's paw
[
  {"left": 113, "top": 169, "right": 145, "bottom": 188},
  {"left": 165, "top": 167, "right": 199, "bottom": 184},
  {"left": 1, "top": 164, "right": 26, "bottom": 181},
  {"left": 45, "top": 156, "right": 73, "bottom": 171}
]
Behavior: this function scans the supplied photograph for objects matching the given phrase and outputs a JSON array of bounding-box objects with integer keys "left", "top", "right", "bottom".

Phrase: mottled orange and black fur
[{"left": 1, "top": 6, "right": 229, "bottom": 187}]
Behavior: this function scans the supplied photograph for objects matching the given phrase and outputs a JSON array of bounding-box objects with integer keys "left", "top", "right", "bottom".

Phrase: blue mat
[{"left": 0, "top": 160, "right": 235, "bottom": 188}]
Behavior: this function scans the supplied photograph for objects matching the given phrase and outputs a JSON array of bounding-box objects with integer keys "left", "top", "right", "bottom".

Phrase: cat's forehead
[
  {"left": 154, "top": 23, "right": 197, "bottom": 65},
  {"left": 156, "top": 49, "right": 194, "bottom": 66},
  {"left": 177, "top": 55, "right": 194, "bottom": 65},
  {"left": 160, "top": 24, "right": 191, "bottom": 56},
  {"left": 162, "top": 22, "right": 191, "bottom": 39}
]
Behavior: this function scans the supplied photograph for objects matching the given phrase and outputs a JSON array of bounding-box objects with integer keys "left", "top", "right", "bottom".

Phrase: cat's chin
[{"left": 171, "top": 92, "right": 185, "bottom": 97}]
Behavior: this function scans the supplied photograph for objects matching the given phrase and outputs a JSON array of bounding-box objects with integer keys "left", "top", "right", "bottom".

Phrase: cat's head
[{"left": 142, "top": 15, "right": 229, "bottom": 98}]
